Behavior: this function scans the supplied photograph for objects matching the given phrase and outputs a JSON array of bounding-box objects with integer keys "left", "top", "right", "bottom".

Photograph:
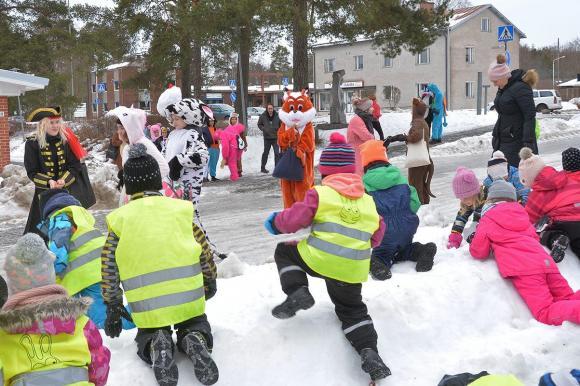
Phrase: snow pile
[
  {"left": 561, "top": 101, "right": 579, "bottom": 110},
  {"left": 217, "top": 252, "right": 248, "bottom": 279},
  {"left": 0, "top": 164, "right": 33, "bottom": 221},
  {"left": 89, "top": 162, "right": 120, "bottom": 209}
]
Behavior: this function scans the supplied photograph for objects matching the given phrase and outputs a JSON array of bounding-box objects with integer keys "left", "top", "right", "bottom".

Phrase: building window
[
  {"left": 114, "top": 80, "right": 120, "bottom": 90},
  {"left": 383, "top": 55, "right": 393, "bottom": 68},
  {"left": 319, "top": 92, "right": 331, "bottom": 111},
  {"left": 140, "top": 101, "right": 151, "bottom": 110},
  {"left": 324, "top": 58, "right": 335, "bottom": 73},
  {"left": 354, "top": 55, "right": 364, "bottom": 70},
  {"left": 416, "top": 83, "right": 429, "bottom": 97},
  {"left": 416, "top": 49, "right": 430, "bottom": 65},
  {"left": 465, "top": 81, "right": 475, "bottom": 98},
  {"left": 115, "top": 101, "right": 120, "bottom": 108},
  {"left": 481, "top": 17, "right": 490, "bottom": 32},
  {"left": 91, "top": 84, "right": 96, "bottom": 93},
  {"left": 92, "top": 104, "right": 97, "bottom": 113},
  {"left": 466, "top": 47, "right": 475, "bottom": 64},
  {"left": 103, "top": 103, "right": 108, "bottom": 112}
]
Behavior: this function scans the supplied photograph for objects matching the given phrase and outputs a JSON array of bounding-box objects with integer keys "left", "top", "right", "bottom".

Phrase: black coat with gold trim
[{"left": 23, "top": 134, "right": 82, "bottom": 235}]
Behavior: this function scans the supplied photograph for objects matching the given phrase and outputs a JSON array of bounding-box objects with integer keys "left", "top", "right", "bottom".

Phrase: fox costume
[{"left": 277, "top": 90, "right": 316, "bottom": 208}]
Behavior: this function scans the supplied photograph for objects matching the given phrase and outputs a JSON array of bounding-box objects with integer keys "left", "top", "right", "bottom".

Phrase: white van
[{"left": 533, "top": 89, "right": 562, "bottom": 112}]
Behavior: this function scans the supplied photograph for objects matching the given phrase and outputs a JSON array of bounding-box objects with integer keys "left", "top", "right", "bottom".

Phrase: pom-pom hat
[
  {"left": 487, "top": 150, "right": 509, "bottom": 180},
  {"left": 123, "top": 143, "right": 162, "bottom": 195},
  {"left": 488, "top": 54, "right": 511, "bottom": 82},
  {"left": 318, "top": 133, "right": 356, "bottom": 176},
  {"left": 518, "top": 147, "right": 545, "bottom": 188},
  {"left": 452, "top": 167, "right": 480, "bottom": 199}
]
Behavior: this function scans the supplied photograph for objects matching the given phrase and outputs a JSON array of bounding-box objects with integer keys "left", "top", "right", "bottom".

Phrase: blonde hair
[{"left": 37, "top": 118, "right": 67, "bottom": 149}]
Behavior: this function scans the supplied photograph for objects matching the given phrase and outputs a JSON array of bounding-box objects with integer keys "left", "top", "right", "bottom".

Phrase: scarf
[{"left": 356, "top": 110, "right": 375, "bottom": 135}]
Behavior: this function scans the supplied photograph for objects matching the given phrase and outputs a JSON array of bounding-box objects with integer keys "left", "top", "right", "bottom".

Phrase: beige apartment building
[{"left": 312, "top": 4, "right": 525, "bottom": 111}]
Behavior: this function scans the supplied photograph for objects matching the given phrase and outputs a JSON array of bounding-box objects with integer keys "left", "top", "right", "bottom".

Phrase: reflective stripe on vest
[
  {"left": 69, "top": 229, "right": 103, "bottom": 250},
  {"left": 62, "top": 247, "right": 102, "bottom": 276},
  {"left": 122, "top": 264, "right": 202, "bottom": 292},
  {"left": 10, "top": 366, "right": 88, "bottom": 386},
  {"left": 129, "top": 287, "right": 205, "bottom": 313},
  {"left": 311, "top": 222, "right": 372, "bottom": 243},
  {"left": 306, "top": 236, "right": 371, "bottom": 260}
]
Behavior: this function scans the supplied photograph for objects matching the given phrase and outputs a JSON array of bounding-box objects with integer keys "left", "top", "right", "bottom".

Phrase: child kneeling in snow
[
  {"left": 101, "top": 144, "right": 218, "bottom": 386},
  {"left": 0, "top": 233, "right": 110, "bottom": 386},
  {"left": 448, "top": 167, "right": 486, "bottom": 249},
  {"left": 484, "top": 150, "right": 529, "bottom": 205},
  {"left": 37, "top": 189, "right": 134, "bottom": 331},
  {"left": 519, "top": 147, "right": 580, "bottom": 262},
  {"left": 469, "top": 180, "right": 580, "bottom": 326},
  {"left": 359, "top": 139, "right": 436, "bottom": 280},
  {"left": 264, "top": 134, "right": 391, "bottom": 382}
]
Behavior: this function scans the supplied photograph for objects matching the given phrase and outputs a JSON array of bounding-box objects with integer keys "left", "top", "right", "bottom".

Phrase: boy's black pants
[
  {"left": 274, "top": 242, "right": 378, "bottom": 353},
  {"left": 540, "top": 220, "right": 580, "bottom": 258}
]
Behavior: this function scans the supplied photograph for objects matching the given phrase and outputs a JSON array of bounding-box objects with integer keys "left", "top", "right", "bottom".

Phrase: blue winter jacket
[
  {"left": 363, "top": 164, "right": 420, "bottom": 265},
  {"left": 483, "top": 166, "right": 530, "bottom": 205}
]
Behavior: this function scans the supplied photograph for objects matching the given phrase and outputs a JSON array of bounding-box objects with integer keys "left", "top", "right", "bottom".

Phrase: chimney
[{"left": 420, "top": 1, "right": 434, "bottom": 11}]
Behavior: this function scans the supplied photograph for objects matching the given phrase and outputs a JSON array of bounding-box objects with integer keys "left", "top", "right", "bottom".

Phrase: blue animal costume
[
  {"left": 37, "top": 189, "right": 134, "bottom": 330},
  {"left": 360, "top": 140, "right": 437, "bottom": 280},
  {"left": 427, "top": 83, "right": 447, "bottom": 143}
]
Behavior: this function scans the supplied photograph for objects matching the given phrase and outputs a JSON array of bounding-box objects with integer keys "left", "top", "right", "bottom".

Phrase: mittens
[
  {"left": 204, "top": 278, "right": 217, "bottom": 300},
  {"left": 168, "top": 156, "right": 183, "bottom": 181},
  {"left": 264, "top": 212, "right": 280, "bottom": 235},
  {"left": 447, "top": 232, "right": 463, "bottom": 249},
  {"left": 105, "top": 302, "right": 133, "bottom": 338}
]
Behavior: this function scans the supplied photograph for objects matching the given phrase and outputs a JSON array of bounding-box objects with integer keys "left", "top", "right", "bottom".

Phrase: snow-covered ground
[{"left": 1, "top": 113, "right": 580, "bottom": 385}]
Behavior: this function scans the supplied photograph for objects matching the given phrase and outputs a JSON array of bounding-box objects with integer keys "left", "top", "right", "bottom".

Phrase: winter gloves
[
  {"left": 168, "top": 156, "right": 184, "bottom": 181},
  {"left": 105, "top": 303, "right": 133, "bottom": 338},
  {"left": 204, "top": 277, "right": 217, "bottom": 301},
  {"left": 116, "top": 169, "right": 124, "bottom": 191},
  {"left": 447, "top": 232, "right": 463, "bottom": 249},
  {"left": 264, "top": 212, "right": 280, "bottom": 235},
  {"left": 383, "top": 134, "right": 407, "bottom": 149}
]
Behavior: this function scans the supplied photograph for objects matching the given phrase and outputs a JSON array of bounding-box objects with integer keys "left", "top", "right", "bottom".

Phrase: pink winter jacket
[
  {"left": 347, "top": 115, "right": 375, "bottom": 176},
  {"left": 469, "top": 201, "right": 559, "bottom": 278},
  {"left": 0, "top": 285, "right": 110, "bottom": 386},
  {"left": 274, "top": 173, "right": 386, "bottom": 247}
]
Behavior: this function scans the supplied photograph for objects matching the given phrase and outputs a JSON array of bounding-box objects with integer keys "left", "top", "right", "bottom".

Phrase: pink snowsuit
[
  {"left": 347, "top": 114, "right": 375, "bottom": 176},
  {"left": 470, "top": 201, "right": 580, "bottom": 326},
  {"left": 214, "top": 124, "right": 245, "bottom": 181}
]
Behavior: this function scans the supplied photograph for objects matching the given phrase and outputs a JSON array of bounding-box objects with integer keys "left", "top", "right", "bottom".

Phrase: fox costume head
[{"left": 279, "top": 89, "right": 316, "bottom": 133}]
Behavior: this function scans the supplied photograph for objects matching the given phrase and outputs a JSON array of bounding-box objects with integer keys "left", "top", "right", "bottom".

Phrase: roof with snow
[
  {"left": 558, "top": 78, "right": 580, "bottom": 87},
  {"left": 450, "top": 4, "right": 526, "bottom": 38},
  {"left": 0, "top": 69, "right": 49, "bottom": 97},
  {"left": 105, "top": 62, "right": 134, "bottom": 71}
]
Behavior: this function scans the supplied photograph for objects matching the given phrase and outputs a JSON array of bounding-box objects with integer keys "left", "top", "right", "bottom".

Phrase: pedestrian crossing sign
[{"left": 498, "top": 25, "right": 514, "bottom": 42}]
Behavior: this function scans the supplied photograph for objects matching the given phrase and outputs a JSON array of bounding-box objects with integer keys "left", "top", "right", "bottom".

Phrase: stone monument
[{"left": 317, "top": 69, "right": 347, "bottom": 131}]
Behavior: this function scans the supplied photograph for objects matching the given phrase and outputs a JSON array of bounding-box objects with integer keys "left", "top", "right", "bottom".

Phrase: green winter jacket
[{"left": 363, "top": 165, "right": 421, "bottom": 213}]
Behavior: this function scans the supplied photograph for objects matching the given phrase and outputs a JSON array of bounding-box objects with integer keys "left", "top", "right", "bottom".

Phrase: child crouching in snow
[
  {"left": 448, "top": 167, "right": 486, "bottom": 248},
  {"left": 359, "top": 139, "right": 436, "bottom": 280},
  {"left": 519, "top": 147, "right": 580, "bottom": 262},
  {"left": 37, "top": 189, "right": 135, "bottom": 331},
  {"left": 0, "top": 233, "right": 110, "bottom": 386},
  {"left": 469, "top": 180, "right": 580, "bottom": 326},
  {"left": 101, "top": 144, "right": 218, "bottom": 386},
  {"left": 264, "top": 134, "right": 391, "bottom": 382}
]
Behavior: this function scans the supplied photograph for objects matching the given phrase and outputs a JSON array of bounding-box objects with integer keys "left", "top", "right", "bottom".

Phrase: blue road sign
[
  {"left": 498, "top": 25, "right": 514, "bottom": 42},
  {"left": 505, "top": 50, "right": 511, "bottom": 66},
  {"left": 229, "top": 79, "right": 236, "bottom": 90},
  {"left": 230, "top": 92, "right": 237, "bottom": 103},
  {"left": 95, "top": 98, "right": 101, "bottom": 104},
  {"left": 282, "top": 77, "right": 289, "bottom": 87},
  {"left": 97, "top": 83, "right": 107, "bottom": 93}
]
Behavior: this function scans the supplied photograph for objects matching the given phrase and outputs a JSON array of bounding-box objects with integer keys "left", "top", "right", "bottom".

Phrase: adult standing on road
[
  {"left": 347, "top": 97, "right": 376, "bottom": 176},
  {"left": 257, "top": 104, "right": 281, "bottom": 173},
  {"left": 369, "top": 95, "right": 385, "bottom": 140},
  {"left": 489, "top": 53, "right": 538, "bottom": 167}
]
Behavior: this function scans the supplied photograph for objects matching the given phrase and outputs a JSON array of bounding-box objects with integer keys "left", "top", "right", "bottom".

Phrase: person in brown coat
[{"left": 383, "top": 98, "right": 435, "bottom": 205}]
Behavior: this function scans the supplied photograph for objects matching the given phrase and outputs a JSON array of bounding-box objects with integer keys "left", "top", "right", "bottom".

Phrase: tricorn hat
[{"left": 27, "top": 106, "right": 61, "bottom": 122}]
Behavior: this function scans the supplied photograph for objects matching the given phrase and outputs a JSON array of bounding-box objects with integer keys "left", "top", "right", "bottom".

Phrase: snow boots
[
  {"left": 411, "top": 242, "right": 437, "bottom": 272},
  {"left": 360, "top": 348, "right": 391, "bottom": 381},
  {"left": 370, "top": 256, "right": 392, "bottom": 281},
  {"left": 551, "top": 234, "right": 569, "bottom": 263},
  {"left": 150, "top": 330, "right": 178, "bottom": 386},
  {"left": 272, "top": 286, "right": 315, "bottom": 319},
  {"left": 179, "top": 331, "right": 219, "bottom": 385}
]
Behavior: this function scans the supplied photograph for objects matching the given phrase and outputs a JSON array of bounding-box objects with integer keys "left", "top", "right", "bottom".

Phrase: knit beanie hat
[
  {"left": 0, "top": 275, "right": 7, "bottom": 308},
  {"left": 123, "top": 143, "right": 162, "bottom": 195},
  {"left": 562, "top": 147, "right": 580, "bottom": 172},
  {"left": 487, "top": 150, "right": 509, "bottom": 180},
  {"left": 518, "top": 147, "right": 545, "bottom": 188},
  {"left": 452, "top": 167, "right": 480, "bottom": 199},
  {"left": 318, "top": 132, "right": 356, "bottom": 176},
  {"left": 360, "top": 140, "right": 389, "bottom": 168},
  {"left": 487, "top": 179, "right": 517, "bottom": 202},
  {"left": 352, "top": 97, "right": 372, "bottom": 113},
  {"left": 39, "top": 189, "right": 81, "bottom": 220},
  {"left": 488, "top": 54, "right": 511, "bottom": 82},
  {"left": 3, "top": 234, "right": 56, "bottom": 295}
]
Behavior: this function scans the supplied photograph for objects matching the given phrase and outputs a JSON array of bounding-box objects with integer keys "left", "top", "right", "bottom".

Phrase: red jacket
[
  {"left": 372, "top": 100, "right": 382, "bottom": 120},
  {"left": 470, "top": 202, "right": 559, "bottom": 278},
  {"left": 525, "top": 166, "right": 580, "bottom": 224}
]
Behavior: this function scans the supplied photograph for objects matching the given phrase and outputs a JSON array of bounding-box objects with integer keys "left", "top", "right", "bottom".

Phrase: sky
[{"left": 470, "top": 0, "right": 579, "bottom": 47}]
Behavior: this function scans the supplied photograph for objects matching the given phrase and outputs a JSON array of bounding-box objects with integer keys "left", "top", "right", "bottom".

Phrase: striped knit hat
[{"left": 319, "top": 132, "right": 356, "bottom": 176}]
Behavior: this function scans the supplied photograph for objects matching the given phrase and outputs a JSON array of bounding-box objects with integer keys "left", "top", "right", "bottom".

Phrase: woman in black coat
[
  {"left": 23, "top": 108, "right": 85, "bottom": 235},
  {"left": 489, "top": 54, "right": 539, "bottom": 167}
]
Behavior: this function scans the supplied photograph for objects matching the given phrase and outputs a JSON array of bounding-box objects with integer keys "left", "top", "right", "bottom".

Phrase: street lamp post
[{"left": 552, "top": 56, "right": 566, "bottom": 88}]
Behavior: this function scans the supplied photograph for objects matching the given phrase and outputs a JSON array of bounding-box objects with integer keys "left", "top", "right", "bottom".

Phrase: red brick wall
[{"left": 0, "top": 96, "right": 10, "bottom": 170}]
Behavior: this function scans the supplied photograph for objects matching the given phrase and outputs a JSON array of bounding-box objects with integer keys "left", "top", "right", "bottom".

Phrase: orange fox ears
[
  {"left": 283, "top": 90, "right": 292, "bottom": 101},
  {"left": 301, "top": 88, "right": 309, "bottom": 97}
]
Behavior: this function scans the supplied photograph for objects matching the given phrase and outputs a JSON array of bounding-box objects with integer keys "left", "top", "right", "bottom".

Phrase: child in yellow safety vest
[
  {"left": 37, "top": 189, "right": 135, "bottom": 331},
  {"left": 0, "top": 233, "right": 110, "bottom": 386},
  {"left": 101, "top": 143, "right": 219, "bottom": 386},
  {"left": 264, "top": 133, "right": 391, "bottom": 382}
]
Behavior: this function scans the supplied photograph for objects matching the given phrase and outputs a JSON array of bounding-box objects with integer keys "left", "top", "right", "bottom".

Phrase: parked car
[
  {"left": 533, "top": 89, "right": 562, "bottom": 112},
  {"left": 247, "top": 106, "right": 265, "bottom": 116},
  {"left": 208, "top": 103, "right": 235, "bottom": 121}
]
